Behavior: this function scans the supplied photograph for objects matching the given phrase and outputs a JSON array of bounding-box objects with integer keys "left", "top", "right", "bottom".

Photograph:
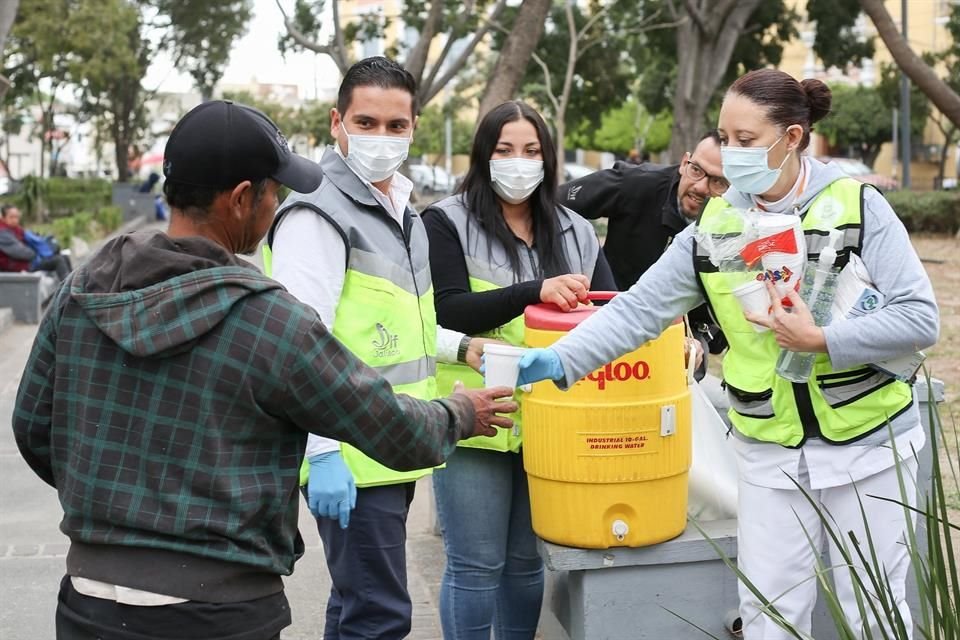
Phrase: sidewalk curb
[{"left": 0, "top": 307, "right": 13, "bottom": 336}]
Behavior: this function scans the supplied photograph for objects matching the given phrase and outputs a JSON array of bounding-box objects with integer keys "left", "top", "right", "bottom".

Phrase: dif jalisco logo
[
  {"left": 372, "top": 323, "right": 400, "bottom": 358},
  {"left": 586, "top": 360, "right": 651, "bottom": 390}
]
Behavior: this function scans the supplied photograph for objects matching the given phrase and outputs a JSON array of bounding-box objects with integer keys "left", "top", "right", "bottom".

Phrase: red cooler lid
[
  {"left": 524, "top": 292, "right": 616, "bottom": 331},
  {"left": 524, "top": 292, "right": 684, "bottom": 332}
]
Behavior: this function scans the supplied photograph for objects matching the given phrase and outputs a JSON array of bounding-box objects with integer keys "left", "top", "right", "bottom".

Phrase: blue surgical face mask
[{"left": 721, "top": 134, "right": 790, "bottom": 195}]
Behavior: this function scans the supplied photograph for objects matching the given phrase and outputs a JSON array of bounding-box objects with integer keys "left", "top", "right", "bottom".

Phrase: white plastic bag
[{"left": 688, "top": 380, "right": 739, "bottom": 520}]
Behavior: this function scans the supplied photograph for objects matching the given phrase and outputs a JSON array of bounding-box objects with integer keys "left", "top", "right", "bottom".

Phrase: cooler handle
[{"left": 586, "top": 291, "right": 617, "bottom": 303}]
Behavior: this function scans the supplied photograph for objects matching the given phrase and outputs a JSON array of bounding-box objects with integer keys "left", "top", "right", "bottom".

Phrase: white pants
[{"left": 737, "top": 458, "right": 918, "bottom": 640}]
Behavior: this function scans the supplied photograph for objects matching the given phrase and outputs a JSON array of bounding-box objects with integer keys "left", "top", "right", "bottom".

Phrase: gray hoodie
[{"left": 550, "top": 159, "right": 939, "bottom": 440}]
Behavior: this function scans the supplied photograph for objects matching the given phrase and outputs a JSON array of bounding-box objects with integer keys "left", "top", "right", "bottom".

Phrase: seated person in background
[
  {"left": 0, "top": 204, "right": 73, "bottom": 280},
  {"left": 139, "top": 172, "right": 168, "bottom": 221}
]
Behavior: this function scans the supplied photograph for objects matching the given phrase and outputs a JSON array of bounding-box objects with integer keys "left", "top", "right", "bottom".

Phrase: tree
[
  {"left": 877, "top": 59, "right": 932, "bottom": 145},
  {"left": 222, "top": 89, "right": 334, "bottom": 152},
  {"left": 873, "top": 7, "right": 960, "bottom": 187},
  {"left": 4, "top": 0, "right": 254, "bottom": 181},
  {"left": 476, "top": 0, "right": 551, "bottom": 119},
  {"left": 931, "top": 4, "right": 960, "bottom": 186},
  {"left": 73, "top": 0, "right": 151, "bottom": 184},
  {"left": 276, "top": 0, "right": 508, "bottom": 110},
  {"left": 3, "top": 0, "right": 93, "bottom": 178},
  {"left": 588, "top": 99, "right": 672, "bottom": 157},
  {"left": 815, "top": 84, "right": 891, "bottom": 167},
  {"left": 0, "top": 0, "right": 18, "bottom": 101},
  {"left": 508, "top": 1, "right": 679, "bottom": 173},
  {"left": 623, "top": 0, "right": 800, "bottom": 161},
  {"left": 154, "top": 1, "right": 254, "bottom": 101},
  {"left": 409, "top": 103, "right": 472, "bottom": 159},
  {"left": 665, "top": 0, "right": 765, "bottom": 160},
  {"left": 806, "top": 0, "right": 874, "bottom": 70},
  {"left": 858, "top": 0, "right": 960, "bottom": 129}
]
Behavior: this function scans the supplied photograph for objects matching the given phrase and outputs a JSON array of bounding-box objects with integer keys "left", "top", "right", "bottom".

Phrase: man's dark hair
[
  {"left": 1, "top": 203, "right": 15, "bottom": 218},
  {"left": 337, "top": 56, "right": 418, "bottom": 117},
  {"left": 456, "top": 100, "right": 568, "bottom": 281},
  {"left": 163, "top": 179, "right": 269, "bottom": 221},
  {"left": 700, "top": 129, "right": 722, "bottom": 146}
]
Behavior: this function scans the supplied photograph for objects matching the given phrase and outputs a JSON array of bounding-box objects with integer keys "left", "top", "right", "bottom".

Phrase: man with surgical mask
[{"left": 267, "top": 56, "right": 489, "bottom": 639}]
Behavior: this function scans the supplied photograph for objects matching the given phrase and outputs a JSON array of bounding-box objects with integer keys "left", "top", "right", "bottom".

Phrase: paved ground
[{"left": 0, "top": 221, "right": 564, "bottom": 639}]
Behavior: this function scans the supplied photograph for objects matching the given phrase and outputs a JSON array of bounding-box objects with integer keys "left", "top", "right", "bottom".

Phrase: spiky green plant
[{"left": 672, "top": 374, "right": 957, "bottom": 639}]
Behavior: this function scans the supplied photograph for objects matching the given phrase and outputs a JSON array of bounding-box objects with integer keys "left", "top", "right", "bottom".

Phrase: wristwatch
[{"left": 457, "top": 335, "right": 472, "bottom": 364}]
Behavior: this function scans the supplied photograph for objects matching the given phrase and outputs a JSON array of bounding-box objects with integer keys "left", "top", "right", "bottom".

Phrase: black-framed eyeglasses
[{"left": 684, "top": 159, "right": 730, "bottom": 196}]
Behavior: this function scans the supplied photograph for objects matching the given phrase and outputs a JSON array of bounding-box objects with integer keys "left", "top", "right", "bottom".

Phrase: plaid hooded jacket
[{"left": 13, "top": 232, "right": 475, "bottom": 602}]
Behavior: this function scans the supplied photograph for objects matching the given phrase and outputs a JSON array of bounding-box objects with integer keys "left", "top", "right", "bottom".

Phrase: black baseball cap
[{"left": 163, "top": 100, "right": 322, "bottom": 193}]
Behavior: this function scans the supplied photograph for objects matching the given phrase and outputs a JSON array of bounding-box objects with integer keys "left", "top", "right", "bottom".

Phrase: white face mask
[
  {"left": 489, "top": 158, "right": 544, "bottom": 204},
  {"left": 337, "top": 122, "right": 410, "bottom": 183}
]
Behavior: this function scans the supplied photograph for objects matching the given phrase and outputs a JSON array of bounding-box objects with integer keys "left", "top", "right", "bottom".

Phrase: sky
[{"left": 142, "top": 0, "right": 342, "bottom": 99}]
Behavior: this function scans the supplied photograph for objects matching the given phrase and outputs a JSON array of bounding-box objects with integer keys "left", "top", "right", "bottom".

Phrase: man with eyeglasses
[{"left": 558, "top": 130, "right": 728, "bottom": 374}]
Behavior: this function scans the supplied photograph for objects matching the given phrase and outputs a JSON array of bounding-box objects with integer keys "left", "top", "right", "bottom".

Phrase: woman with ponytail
[{"left": 516, "top": 69, "right": 939, "bottom": 638}]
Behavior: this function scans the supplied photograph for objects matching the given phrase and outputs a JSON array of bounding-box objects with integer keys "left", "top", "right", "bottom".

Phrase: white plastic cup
[
  {"left": 757, "top": 214, "right": 802, "bottom": 246},
  {"left": 757, "top": 214, "right": 797, "bottom": 237},
  {"left": 760, "top": 251, "right": 804, "bottom": 304},
  {"left": 732, "top": 279, "right": 771, "bottom": 332},
  {"left": 483, "top": 344, "right": 526, "bottom": 389}
]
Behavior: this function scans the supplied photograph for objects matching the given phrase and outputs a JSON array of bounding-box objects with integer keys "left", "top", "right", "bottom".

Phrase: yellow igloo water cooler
[{"left": 522, "top": 293, "right": 691, "bottom": 549}]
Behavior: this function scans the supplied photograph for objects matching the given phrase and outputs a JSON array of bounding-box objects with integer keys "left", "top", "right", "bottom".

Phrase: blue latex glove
[
  {"left": 516, "top": 348, "right": 565, "bottom": 386},
  {"left": 307, "top": 451, "right": 357, "bottom": 529}
]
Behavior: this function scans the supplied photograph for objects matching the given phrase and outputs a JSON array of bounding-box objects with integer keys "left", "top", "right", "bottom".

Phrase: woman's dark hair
[
  {"left": 458, "top": 100, "right": 568, "bottom": 280},
  {"left": 726, "top": 69, "right": 832, "bottom": 152}
]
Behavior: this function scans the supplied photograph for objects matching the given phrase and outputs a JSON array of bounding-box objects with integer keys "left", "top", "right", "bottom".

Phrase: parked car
[
  {"left": 816, "top": 157, "right": 899, "bottom": 192},
  {"left": 563, "top": 162, "right": 596, "bottom": 182},
  {"left": 407, "top": 164, "right": 456, "bottom": 195}
]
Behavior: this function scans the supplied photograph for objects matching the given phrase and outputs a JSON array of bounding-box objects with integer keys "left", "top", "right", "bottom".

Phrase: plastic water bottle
[{"left": 775, "top": 230, "right": 843, "bottom": 383}]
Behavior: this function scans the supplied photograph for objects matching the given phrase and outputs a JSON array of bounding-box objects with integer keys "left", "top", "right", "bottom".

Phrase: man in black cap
[{"left": 12, "top": 100, "right": 516, "bottom": 640}]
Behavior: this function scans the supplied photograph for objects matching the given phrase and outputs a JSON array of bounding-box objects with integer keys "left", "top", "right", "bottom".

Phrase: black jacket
[{"left": 558, "top": 161, "right": 726, "bottom": 354}]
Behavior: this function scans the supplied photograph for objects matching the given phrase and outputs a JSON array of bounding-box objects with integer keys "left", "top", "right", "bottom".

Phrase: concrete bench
[
  {"left": 540, "top": 379, "right": 944, "bottom": 640},
  {"left": 0, "top": 271, "right": 58, "bottom": 323}
]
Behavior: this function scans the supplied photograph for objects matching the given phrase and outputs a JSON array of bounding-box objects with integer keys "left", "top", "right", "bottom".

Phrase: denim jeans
[{"left": 432, "top": 447, "right": 544, "bottom": 640}]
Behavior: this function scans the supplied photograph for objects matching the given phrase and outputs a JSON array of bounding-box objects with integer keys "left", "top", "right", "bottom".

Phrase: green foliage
[
  {"left": 34, "top": 205, "right": 120, "bottom": 245},
  {"left": 505, "top": 0, "right": 640, "bottom": 137},
  {"left": 222, "top": 90, "right": 334, "bottom": 149},
  {"left": 409, "top": 104, "right": 472, "bottom": 158},
  {"left": 3, "top": 0, "right": 254, "bottom": 180},
  {"left": 12, "top": 177, "right": 111, "bottom": 222},
  {"left": 299, "top": 101, "right": 335, "bottom": 148},
  {"left": 633, "top": 0, "right": 800, "bottom": 137},
  {"left": 16, "top": 174, "right": 47, "bottom": 221},
  {"left": 684, "top": 375, "right": 958, "bottom": 640},
  {"left": 944, "top": 5, "right": 960, "bottom": 97},
  {"left": 587, "top": 100, "right": 672, "bottom": 156},
  {"left": 41, "top": 210, "right": 92, "bottom": 246},
  {"left": 154, "top": 0, "right": 253, "bottom": 99},
  {"left": 815, "top": 84, "right": 892, "bottom": 168},
  {"left": 94, "top": 205, "right": 122, "bottom": 233},
  {"left": 806, "top": 0, "right": 875, "bottom": 70},
  {"left": 877, "top": 60, "right": 933, "bottom": 142},
  {"left": 885, "top": 190, "right": 960, "bottom": 235},
  {"left": 726, "top": 1, "right": 800, "bottom": 82}
]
